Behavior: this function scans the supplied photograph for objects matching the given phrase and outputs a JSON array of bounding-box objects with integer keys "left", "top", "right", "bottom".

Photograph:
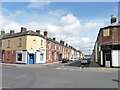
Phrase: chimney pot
[
  {"left": 21, "top": 27, "right": 27, "bottom": 32},
  {"left": 66, "top": 43, "right": 68, "bottom": 47},
  {"left": 10, "top": 30, "right": 14, "bottom": 35},
  {"left": 110, "top": 15, "right": 117, "bottom": 24},
  {"left": 62, "top": 41, "right": 64, "bottom": 45},
  {"left": 60, "top": 40, "right": 62, "bottom": 44},
  {"left": 53, "top": 37, "right": 56, "bottom": 41},
  {"left": 44, "top": 31, "right": 47, "bottom": 37},
  {"left": 1, "top": 30, "right": 5, "bottom": 36},
  {"left": 36, "top": 30, "right": 40, "bottom": 34}
]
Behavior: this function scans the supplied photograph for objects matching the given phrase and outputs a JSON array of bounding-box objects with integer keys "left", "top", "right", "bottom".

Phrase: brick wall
[{"left": 3, "top": 50, "right": 16, "bottom": 63}]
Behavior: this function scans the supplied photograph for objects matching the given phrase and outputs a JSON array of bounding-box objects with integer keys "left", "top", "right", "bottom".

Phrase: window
[
  {"left": 55, "top": 45, "right": 56, "bottom": 50},
  {"left": 7, "top": 52, "right": 10, "bottom": 59},
  {"left": 103, "top": 29, "right": 110, "bottom": 37},
  {"left": 49, "top": 51, "right": 51, "bottom": 60},
  {"left": 41, "top": 40, "right": 43, "bottom": 48},
  {"left": 40, "top": 53, "right": 44, "bottom": 61},
  {"left": 19, "top": 38, "right": 22, "bottom": 47},
  {"left": 48, "top": 43, "right": 51, "bottom": 49},
  {"left": 7, "top": 40, "right": 10, "bottom": 48},
  {"left": 17, "top": 53, "right": 22, "bottom": 61},
  {"left": 105, "top": 53, "right": 110, "bottom": 61}
]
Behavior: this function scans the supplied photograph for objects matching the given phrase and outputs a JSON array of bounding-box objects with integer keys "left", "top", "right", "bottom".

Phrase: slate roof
[
  {"left": 2, "top": 30, "right": 82, "bottom": 53},
  {"left": 2, "top": 30, "right": 45, "bottom": 39}
]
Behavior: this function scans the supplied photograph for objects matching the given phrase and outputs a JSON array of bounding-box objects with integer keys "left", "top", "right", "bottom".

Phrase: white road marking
[
  {"left": 56, "top": 67, "right": 61, "bottom": 69},
  {"left": 69, "top": 68, "right": 75, "bottom": 71},
  {"left": 63, "top": 68, "right": 68, "bottom": 70}
]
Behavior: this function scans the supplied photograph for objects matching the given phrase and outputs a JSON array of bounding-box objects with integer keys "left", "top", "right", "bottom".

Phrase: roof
[
  {"left": 2, "top": 30, "right": 82, "bottom": 53},
  {"left": 2, "top": 30, "right": 45, "bottom": 39},
  {"left": 100, "top": 23, "right": 120, "bottom": 30}
]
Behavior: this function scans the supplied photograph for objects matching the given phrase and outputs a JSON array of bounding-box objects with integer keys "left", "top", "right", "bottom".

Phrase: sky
[{"left": 0, "top": 1, "right": 119, "bottom": 54}]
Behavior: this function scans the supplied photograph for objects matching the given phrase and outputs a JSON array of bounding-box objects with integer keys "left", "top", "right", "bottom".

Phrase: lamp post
[{"left": 89, "top": 49, "right": 90, "bottom": 58}]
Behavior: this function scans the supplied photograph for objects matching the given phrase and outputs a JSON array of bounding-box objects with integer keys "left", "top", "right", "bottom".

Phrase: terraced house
[
  {"left": 44, "top": 31, "right": 82, "bottom": 63},
  {"left": 1, "top": 27, "right": 82, "bottom": 64},
  {"left": 2, "top": 27, "right": 46, "bottom": 64}
]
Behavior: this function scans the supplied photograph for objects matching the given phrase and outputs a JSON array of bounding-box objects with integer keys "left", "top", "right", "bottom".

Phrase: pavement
[
  {"left": 0, "top": 61, "right": 60, "bottom": 68},
  {"left": 1, "top": 61, "right": 118, "bottom": 72}
]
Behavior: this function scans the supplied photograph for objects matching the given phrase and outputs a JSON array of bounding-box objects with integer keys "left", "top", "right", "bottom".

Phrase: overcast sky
[{"left": 0, "top": 2, "right": 118, "bottom": 54}]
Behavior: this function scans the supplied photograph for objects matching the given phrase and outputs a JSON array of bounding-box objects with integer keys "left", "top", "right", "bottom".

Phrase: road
[{"left": 1, "top": 61, "right": 119, "bottom": 88}]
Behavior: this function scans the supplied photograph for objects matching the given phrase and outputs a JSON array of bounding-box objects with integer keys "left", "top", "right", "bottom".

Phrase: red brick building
[
  {"left": 44, "top": 31, "right": 82, "bottom": 63},
  {"left": 0, "top": 30, "right": 5, "bottom": 62},
  {"left": 94, "top": 16, "right": 120, "bottom": 67}
]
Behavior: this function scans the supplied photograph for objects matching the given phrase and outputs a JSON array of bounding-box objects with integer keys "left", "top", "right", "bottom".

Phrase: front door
[
  {"left": 103, "top": 50, "right": 111, "bottom": 67},
  {"left": 29, "top": 54, "right": 34, "bottom": 64},
  {"left": 52, "top": 52, "right": 54, "bottom": 62}
]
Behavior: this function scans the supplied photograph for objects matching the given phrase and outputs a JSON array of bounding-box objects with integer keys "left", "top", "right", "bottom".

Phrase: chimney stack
[
  {"left": 36, "top": 30, "right": 40, "bottom": 34},
  {"left": 53, "top": 37, "right": 56, "bottom": 41},
  {"left": 21, "top": 27, "right": 27, "bottom": 32},
  {"left": 60, "top": 40, "right": 62, "bottom": 44},
  {"left": 44, "top": 31, "right": 47, "bottom": 37},
  {"left": 66, "top": 43, "right": 68, "bottom": 47},
  {"left": 1, "top": 30, "right": 5, "bottom": 36},
  {"left": 110, "top": 15, "right": 117, "bottom": 24},
  {"left": 62, "top": 41, "right": 64, "bottom": 45},
  {"left": 10, "top": 30, "right": 14, "bottom": 35}
]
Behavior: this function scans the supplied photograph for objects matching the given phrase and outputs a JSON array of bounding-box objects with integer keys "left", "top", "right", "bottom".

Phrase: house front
[
  {"left": 2, "top": 27, "right": 46, "bottom": 64},
  {"left": 94, "top": 16, "right": 120, "bottom": 67}
]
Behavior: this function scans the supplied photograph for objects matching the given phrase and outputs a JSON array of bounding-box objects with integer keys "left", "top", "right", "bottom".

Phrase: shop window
[
  {"left": 17, "top": 53, "right": 22, "bottom": 61},
  {"left": 40, "top": 53, "right": 44, "bottom": 61}
]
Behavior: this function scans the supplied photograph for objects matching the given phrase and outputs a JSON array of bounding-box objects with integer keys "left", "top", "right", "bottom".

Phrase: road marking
[
  {"left": 76, "top": 69, "right": 80, "bottom": 71},
  {"left": 56, "top": 67, "right": 61, "bottom": 69},
  {"left": 63, "top": 68, "right": 68, "bottom": 70},
  {"left": 69, "top": 68, "right": 75, "bottom": 71}
]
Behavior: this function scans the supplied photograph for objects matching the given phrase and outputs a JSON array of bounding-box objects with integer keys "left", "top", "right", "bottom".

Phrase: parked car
[
  {"left": 70, "top": 58, "right": 78, "bottom": 62},
  {"left": 62, "top": 58, "right": 69, "bottom": 63},
  {"left": 81, "top": 58, "right": 90, "bottom": 65}
]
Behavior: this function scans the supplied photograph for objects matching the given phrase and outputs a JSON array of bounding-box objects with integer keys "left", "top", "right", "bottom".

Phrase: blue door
[{"left": 29, "top": 54, "right": 34, "bottom": 64}]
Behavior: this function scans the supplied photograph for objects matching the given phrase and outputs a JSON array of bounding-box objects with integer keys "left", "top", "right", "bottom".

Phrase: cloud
[
  {"left": 1, "top": 7, "right": 107, "bottom": 54},
  {"left": 27, "top": 2, "right": 50, "bottom": 9},
  {"left": 48, "top": 10, "right": 66, "bottom": 17}
]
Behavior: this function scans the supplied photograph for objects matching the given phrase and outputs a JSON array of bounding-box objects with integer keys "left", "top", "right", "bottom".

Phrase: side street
[{"left": 0, "top": 1, "right": 120, "bottom": 89}]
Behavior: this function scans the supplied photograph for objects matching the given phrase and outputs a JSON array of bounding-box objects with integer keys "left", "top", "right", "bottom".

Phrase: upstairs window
[
  {"left": 103, "top": 29, "right": 110, "bottom": 37},
  {"left": 48, "top": 43, "right": 51, "bottom": 49},
  {"left": 41, "top": 39, "right": 43, "bottom": 48},
  {"left": 7, "top": 40, "right": 10, "bottom": 48},
  {"left": 18, "top": 38, "right": 22, "bottom": 47}
]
